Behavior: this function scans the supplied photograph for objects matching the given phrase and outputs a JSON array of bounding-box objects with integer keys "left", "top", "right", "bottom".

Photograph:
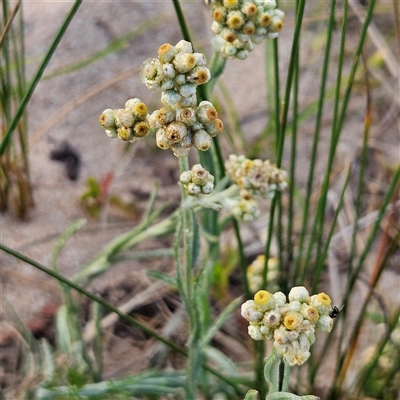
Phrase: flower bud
[
  {"left": 187, "top": 182, "right": 201, "bottom": 196},
  {"left": 156, "top": 128, "right": 170, "bottom": 149},
  {"left": 191, "top": 165, "right": 209, "bottom": 186},
  {"left": 161, "top": 89, "right": 182, "bottom": 107},
  {"left": 175, "top": 40, "right": 193, "bottom": 54},
  {"left": 193, "top": 52, "right": 207, "bottom": 66},
  {"left": 117, "top": 127, "right": 134, "bottom": 141},
  {"left": 264, "top": 0, "right": 277, "bottom": 9},
  {"left": 212, "top": 6, "right": 227, "bottom": 22},
  {"left": 162, "top": 63, "right": 176, "bottom": 79},
  {"left": 302, "top": 305, "right": 319, "bottom": 323},
  {"left": 226, "top": 10, "right": 244, "bottom": 30},
  {"left": 254, "top": 290, "right": 275, "bottom": 312},
  {"left": 316, "top": 315, "right": 333, "bottom": 333},
  {"left": 242, "top": 20, "right": 256, "bottom": 35},
  {"left": 284, "top": 312, "right": 302, "bottom": 331},
  {"left": 187, "top": 66, "right": 211, "bottom": 85},
  {"left": 241, "top": 2, "right": 257, "bottom": 16},
  {"left": 258, "top": 12, "right": 272, "bottom": 27},
  {"left": 174, "top": 73, "right": 186, "bottom": 86},
  {"left": 176, "top": 108, "right": 197, "bottom": 127},
  {"left": 196, "top": 101, "right": 218, "bottom": 124},
  {"left": 201, "top": 181, "right": 214, "bottom": 194},
  {"left": 288, "top": 286, "right": 310, "bottom": 303},
  {"left": 165, "top": 121, "right": 188, "bottom": 144},
  {"left": 118, "top": 109, "right": 135, "bottom": 128},
  {"left": 241, "top": 300, "right": 263, "bottom": 322},
  {"left": 270, "top": 16, "right": 284, "bottom": 32},
  {"left": 212, "top": 21, "right": 224, "bottom": 35},
  {"left": 179, "top": 83, "right": 197, "bottom": 97},
  {"left": 193, "top": 129, "right": 212, "bottom": 151},
  {"left": 180, "top": 171, "right": 192, "bottom": 185},
  {"left": 157, "top": 43, "right": 178, "bottom": 63},
  {"left": 133, "top": 121, "right": 150, "bottom": 138},
  {"left": 223, "top": 0, "right": 239, "bottom": 9},
  {"left": 204, "top": 119, "right": 223, "bottom": 137},
  {"left": 155, "top": 107, "right": 176, "bottom": 126},
  {"left": 263, "top": 310, "right": 281, "bottom": 328},
  {"left": 173, "top": 52, "right": 196, "bottom": 73},
  {"left": 236, "top": 49, "right": 250, "bottom": 60},
  {"left": 99, "top": 109, "right": 116, "bottom": 129},
  {"left": 248, "top": 324, "right": 263, "bottom": 340},
  {"left": 180, "top": 131, "right": 193, "bottom": 148},
  {"left": 171, "top": 143, "right": 191, "bottom": 157},
  {"left": 140, "top": 58, "right": 163, "bottom": 89},
  {"left": 105, "top": 129, "right": 118, "bottom": 138},
  {"left": 221, "top": 29, "right": 237, "bottom": 43},
  {"left": 161, "top": 79, "right": 175, "bottom": 90},
  {"left": 127, "top": 99, "right": 148, "bottom": 120},
  {"left": 179, "top": 94, "right": 198, "bottom": 109},
  {"left": 222, "top": 43, "right": 238, "bottom": 57}
]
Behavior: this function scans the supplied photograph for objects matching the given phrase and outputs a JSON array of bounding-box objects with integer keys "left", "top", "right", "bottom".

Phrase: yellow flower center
[
  {"left": 134, "top": 103, "right": 148, "bottom": 118},
  {"left": 158, "top": 43, "right": 174, "bottom": 57},
  {"left": 317, "top": 292, "right": 331, "bottom": 306},
  {"left": 306, "top": 306, "right": 319, "bottom": 322},
  {"left": 223, "top": 0, "right": 238, "bottom": 8},
  {"left": 213, "top": 9, "right": 225, "bottom": 22},
  {"left": 254, "top": 290, "right": 271, "bottom": 306},
  {"left": 273, "top": 20, "right": 283, "bottom": 32},
  {"left": 259, "top": 14, "right": 271, "bottom": 27},
  {"left": 134, "top": 122, "right": 149, "bottom": 138},
  {"left": 284, "top": 314, "right": 301, "bottom": 330},
  {"left": 227, "top": 15, "right": 244, "bottom": 30}
]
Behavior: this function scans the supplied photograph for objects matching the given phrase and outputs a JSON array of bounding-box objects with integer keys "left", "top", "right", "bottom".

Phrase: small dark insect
[
  {"left": 329, "top": 305, "right": 343, "bottom": 318},
  {"left": 50, "top": 141, "right": 81, "bottom": 181}
]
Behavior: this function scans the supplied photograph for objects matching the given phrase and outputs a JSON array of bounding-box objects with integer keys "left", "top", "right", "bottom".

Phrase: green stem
[
  {"left": 171, "top": 0, "right": 191, "bottom": 43},
  {"left": 276, "top": 0, "right": 306, "bottom": 167},
  {"left": 282, "top": 363, "right": 291, "bottom": 392},
  {"left": 293, "top": 0, "right": 337, "bottom": 284}
]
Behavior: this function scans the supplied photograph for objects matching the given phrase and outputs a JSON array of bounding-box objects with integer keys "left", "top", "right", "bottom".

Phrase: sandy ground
[{"left": 1, "top": 0, "right": 399, "bottom": 397}]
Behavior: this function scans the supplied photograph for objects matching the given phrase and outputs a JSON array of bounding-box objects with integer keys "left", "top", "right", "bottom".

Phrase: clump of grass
[{"left": 0, "top": 0, "right": 32, "bottom": 219}]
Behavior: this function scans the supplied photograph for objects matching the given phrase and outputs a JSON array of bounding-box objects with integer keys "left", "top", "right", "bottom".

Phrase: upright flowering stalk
[{"left": 208, "top": 0, "right": 285, "bottom": 59}]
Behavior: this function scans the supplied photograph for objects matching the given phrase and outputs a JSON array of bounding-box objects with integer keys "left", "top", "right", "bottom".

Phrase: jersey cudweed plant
[
  {"left": 210, "top": 0, "right": 285, "bottom": 59},
  {"left": 3, "top": 0, "right": 398, "bottom": 398},
  {"left": 98, "top": 31, "right": 325, "bottom": 396}
]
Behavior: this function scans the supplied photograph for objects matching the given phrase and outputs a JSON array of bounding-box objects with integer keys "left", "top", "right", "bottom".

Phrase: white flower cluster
[
  {"left": 224, "top": 154, "right": 287, "bottom": 221},
  {"left": 209, "top": 0, "right": 285, "bottom": 60},
  {"left": 247, "top": 255, "right": 279, "bottom": 293},
  {"left": 180, "top": 164, "right": 215, "bottom": 196},
  {"left": 99, "top": 98, "right": 150, "bottom": 143},
  {"left": 148, "top": 101, "right": 223, "bottom": 157},
  {"left": 241, "top": 287, "right": 334, "bottom": 366},
  {"left": 225, "top": 154, "right": 287, "bottom": 197},
  {"left": 140, "top": 40, "right": 223, "bottom": 157}
]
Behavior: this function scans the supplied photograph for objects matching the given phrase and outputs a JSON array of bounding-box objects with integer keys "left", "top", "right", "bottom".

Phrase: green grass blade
[
  {"left": 43, "top": 15, "right": 163, "bottom": 80},
  {"left": 293, "top": 0, "right": 337, "bottom": 283}
]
